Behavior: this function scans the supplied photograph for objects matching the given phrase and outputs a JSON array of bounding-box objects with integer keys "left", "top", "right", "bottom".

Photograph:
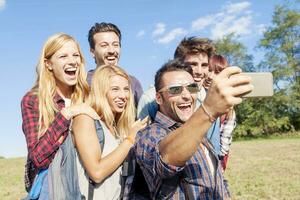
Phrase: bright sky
[{"left": 0, "top": 0, "right": 287, "bottom": 158}]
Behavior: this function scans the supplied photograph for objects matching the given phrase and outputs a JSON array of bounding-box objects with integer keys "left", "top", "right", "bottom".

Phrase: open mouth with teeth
[
  {"left": 177, "top": 103, "right": 192, "bottom": 112},
  {"left": 193, "top": 76, "right": 205, "bottom": 83},
  {"left": 64, "top": 68, "right": 77, "bottom": 76},
  {"left": 105, "top": 55, "right": 118, "bottom": 64},
  {"left": 115, "top": 101, "right": 126, "bottom": 108}
]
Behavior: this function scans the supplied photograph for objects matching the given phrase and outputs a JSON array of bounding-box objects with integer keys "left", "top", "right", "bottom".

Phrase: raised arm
[
  {"left": 159, "top": 67, "right": 253, "bottom": 166},
  {"left": 72, "top": 114, "right": 147, "bottom": 183}
]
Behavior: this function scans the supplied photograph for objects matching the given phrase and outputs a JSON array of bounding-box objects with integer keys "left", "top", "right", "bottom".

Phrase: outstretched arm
[{"left": 159, "top": 67, "right": 252, "bottom": 166}]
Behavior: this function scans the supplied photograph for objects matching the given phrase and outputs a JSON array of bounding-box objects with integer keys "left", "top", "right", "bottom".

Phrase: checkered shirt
[
  {"left": 135, "top": 111, "right": 230, "bottom": 200},
  {"left": 21, "top": 92, "right": 70, "bottom": 191}
]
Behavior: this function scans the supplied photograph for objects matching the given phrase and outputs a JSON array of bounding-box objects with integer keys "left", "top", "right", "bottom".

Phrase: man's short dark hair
[
  {"left": 174, "top": 37, "right": 215, "bottom": 60},
  {"left": 88, "top": 22, "right": 121, "bottom": 49},
  {"left": 154, "top": 59, "right": 193, "bottom": 92}
]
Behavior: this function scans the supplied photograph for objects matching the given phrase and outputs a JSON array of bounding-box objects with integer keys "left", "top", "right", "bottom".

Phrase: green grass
[
  {"left": 233, "top": 131, "right": 300, "bottom": 141},
  {"left": 0, "top": 157, "right": 27, "bottom": 199},
  {"left": 225, "top": 137, "right": 300, "bottom": 200},
  {"left": 1, "top": 137, "right": 299, "bottom": 199}
]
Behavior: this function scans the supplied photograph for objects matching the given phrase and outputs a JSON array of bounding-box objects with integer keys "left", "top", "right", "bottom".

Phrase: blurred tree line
[{"left": 215, "top": 0, "right": 300, "bottom": 138}]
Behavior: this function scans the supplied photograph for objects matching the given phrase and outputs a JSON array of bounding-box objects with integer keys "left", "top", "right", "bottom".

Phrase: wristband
[
  {"left": 201, "top": 103, "right": 216, "bottom": 123},
  {"left": 125, "top": 135, "right": 135, "bottom": 145}
]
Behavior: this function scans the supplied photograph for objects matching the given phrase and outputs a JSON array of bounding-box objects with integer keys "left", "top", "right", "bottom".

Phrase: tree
[
  {"left": 214, "top": 33, "right": 255, "bottom": 72},
  {"left": 258, "top": 1, "right": 300, "bottom": 88},
  {"left": 257, "top": 0, "right": 300, "bottom": 130},
  {"left": 214, "top": 0, "right": 300, "bottom": 137}
]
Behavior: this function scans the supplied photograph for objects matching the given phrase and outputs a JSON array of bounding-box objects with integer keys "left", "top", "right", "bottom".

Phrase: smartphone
[{"left": 241, "top": 72, "right": 274, "bottom": 97}]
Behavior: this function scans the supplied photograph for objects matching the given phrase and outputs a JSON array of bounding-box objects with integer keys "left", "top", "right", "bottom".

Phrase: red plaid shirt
[{"left": 21, "top": 91, "right": 70, "bottom": 191}]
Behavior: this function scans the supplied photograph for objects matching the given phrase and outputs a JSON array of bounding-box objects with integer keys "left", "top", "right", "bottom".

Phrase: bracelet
[
  {"left": 201, "top": 103, "right": 216, "bottom": 123},
  {"left": 125, "top": 135, "right": 135, "bottom": 145}
]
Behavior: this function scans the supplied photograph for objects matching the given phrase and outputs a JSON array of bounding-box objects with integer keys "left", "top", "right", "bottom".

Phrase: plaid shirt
[
  {"left": 21, "top": 91, "right": 70, "bottom": 191},
  {"left": 219, "top": 112, "right": 236, "bottom": 156},
  {"left": 135, "top": 111, "right": 230, "bottom": 200}
]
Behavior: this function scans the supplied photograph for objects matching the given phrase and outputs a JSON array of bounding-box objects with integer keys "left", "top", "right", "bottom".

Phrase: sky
[{"left": 0, "top": 0, "right": 292, "bottom": 158}]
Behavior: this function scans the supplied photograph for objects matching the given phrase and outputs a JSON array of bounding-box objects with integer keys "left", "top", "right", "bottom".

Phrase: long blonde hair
[
  {"left": 88, "top": 65, "right": 135, "bottom": 139},
  {"left": 31, "top": 33, "right": 89, "bottom": 137}
]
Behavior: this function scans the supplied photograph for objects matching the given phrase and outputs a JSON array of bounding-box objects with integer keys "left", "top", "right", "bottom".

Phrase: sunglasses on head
[{"left": 159, "top": 82, "right": 199, "bottom": 95}]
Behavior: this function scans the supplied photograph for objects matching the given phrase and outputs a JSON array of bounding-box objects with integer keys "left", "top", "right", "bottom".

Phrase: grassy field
[
  {"left": 225, "top": 137, "right": 300, "bottom": 200},
  {"left": 0, "top": 137, "right": 299, "bottom": 200},
  {"left": 0, "top": 157, "right": 27, "bottom": 199}
]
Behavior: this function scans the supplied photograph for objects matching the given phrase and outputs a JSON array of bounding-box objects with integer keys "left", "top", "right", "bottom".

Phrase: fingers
[
  {"left": 216, "top": 71, "right": 253, "bottom": 99},
  {"left": 228, "top": 73, "right": 252, "bottom": 87},
  {"left": 141, "top": 116, "right": 149, "bottom": 125},
  {"left": 78, "top": 104, "right": 100, "bottom": 120},
  {"left": 132, "top": 116, "right": 149, "bottom": 132},
  {"left": 140, "top": 116, "right": 149, "bottom": 129},
  {"left": 228, "top": 96, "right": 243, "bottom": 106},
  {"left": 218, "top": 66, "right": 242, "bottom": 79},
  {"left": 132, "top": 119, "right": 141, "bottom": 127},
  {"left": 231, "top": 84, "right": 254, "bottom": 97},
  {"left": 89, "top": 111, "right": 100, "bottom": 120},
  {"left": 205, "top": 66, "right": 251, "bottom": 116}
]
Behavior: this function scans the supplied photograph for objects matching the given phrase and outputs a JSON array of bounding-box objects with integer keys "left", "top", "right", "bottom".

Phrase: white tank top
[{"left": 76, "top": 120, "right": 122, "bottom": 200}]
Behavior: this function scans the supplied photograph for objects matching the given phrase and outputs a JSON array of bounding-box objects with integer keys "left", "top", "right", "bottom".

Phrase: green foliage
[
  {"left": 215, "top": 0, "right": 300, "bottom": 138},
  {"left": 234, "top": 92, "right": 295, "bottom": 138},
  {"left": 289, "top": 81, "right": 300, "bottom": 129},
  {"left": 258, "top": 2, "right": 300, "bottom": 86},
  {"left": 257, "top": 0, "right": 300, "bottom": 133},
  {"left": 214, "top": 33, "right": 255, "bottom": 72}
]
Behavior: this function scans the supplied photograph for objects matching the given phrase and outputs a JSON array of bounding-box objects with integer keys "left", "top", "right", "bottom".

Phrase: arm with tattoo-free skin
[
  {"left": 21, "top": 93, "right": 99, "bottom": 169},
  {"left": 72, "top": 114, "right": 147, "bottom": 183}
]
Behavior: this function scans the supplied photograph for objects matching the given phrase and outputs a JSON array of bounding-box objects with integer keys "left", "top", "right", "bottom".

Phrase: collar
[
  {"left": 53, "top": 93, "right": 65, "bottom": 106},
  {"left": 197, "top": 86, "right": 206, "bottom": 103},
  {"left": 154, "top": 111, "right": 182, "bottom": 131}
]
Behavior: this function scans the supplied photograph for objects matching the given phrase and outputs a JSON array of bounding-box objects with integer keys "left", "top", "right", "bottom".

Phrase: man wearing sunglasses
[
  {"left": 137, "top": 37, "right": 221, "bottom": 156},
  {"left": 134, "top": 59, "right": 252, "bottom": 199}
]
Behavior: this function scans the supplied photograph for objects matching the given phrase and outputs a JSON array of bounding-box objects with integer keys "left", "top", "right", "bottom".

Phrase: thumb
[
  {"left": 132, "top": 119, "right": 141, "bottom": 127},
  {"left": 218, "top": 66, "right": 242, "bottom": 79}
]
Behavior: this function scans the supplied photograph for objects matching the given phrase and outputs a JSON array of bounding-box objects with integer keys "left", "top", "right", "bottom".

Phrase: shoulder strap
[
  {"left": 87, "top": 119, "right": 105, "bottom": 200},
  {"left": 94, "top": 119, "right": 105, "bottom": 152},
  {"left": 119, "top": 149, "right": 136, "bottom": 199}
]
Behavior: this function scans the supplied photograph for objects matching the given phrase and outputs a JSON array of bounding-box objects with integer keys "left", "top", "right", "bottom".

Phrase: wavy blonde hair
[
  {"left": 31, "top": 33, "right": 89, "bottom": 137},
  {"left": 88, "top": 65, "right": 135, "bottom": 139}
]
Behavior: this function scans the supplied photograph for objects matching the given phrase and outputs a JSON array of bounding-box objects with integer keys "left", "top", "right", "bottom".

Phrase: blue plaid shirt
[{"left": 135, "top": 111, "right": 230, "bottom": 200}]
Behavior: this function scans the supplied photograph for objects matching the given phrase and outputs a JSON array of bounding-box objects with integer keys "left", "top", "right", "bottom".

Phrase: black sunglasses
[{"left": 159, "top": 82, "right": 199, "bottom": 95}]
